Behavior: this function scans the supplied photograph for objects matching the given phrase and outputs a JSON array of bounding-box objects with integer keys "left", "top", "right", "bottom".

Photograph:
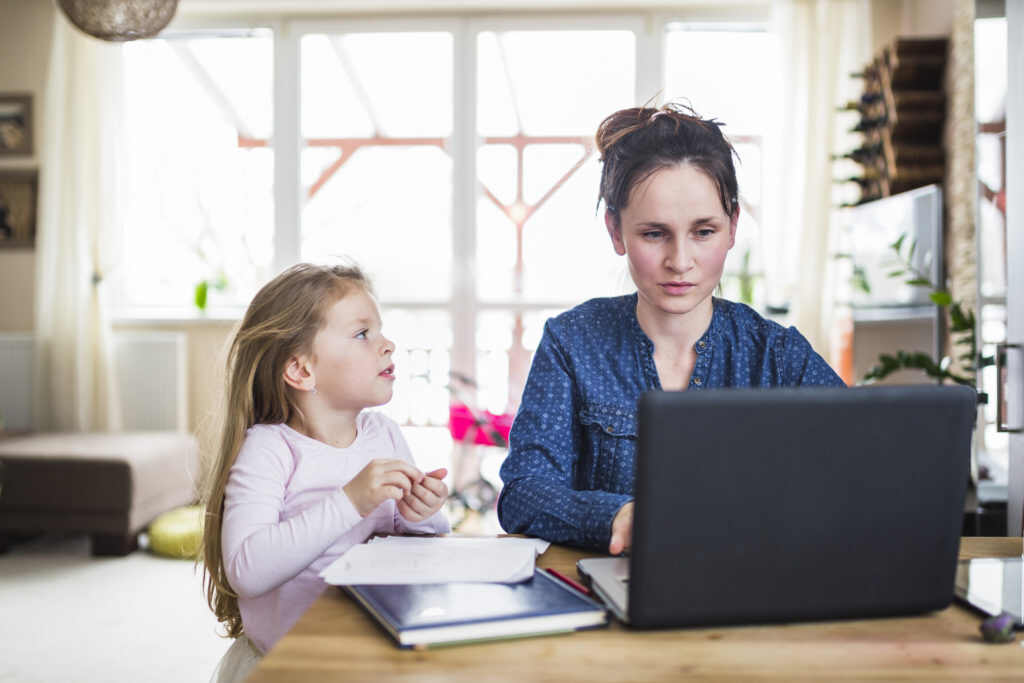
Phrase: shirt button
[
  {"left": 605, "top": 425, "right": 614, "bottom": 433},
  {"left": 698, "top": 341, "right": 707, "bottom": 349},
  {"left": 693, "top": 377, "right": 703, "bottom": 386}
]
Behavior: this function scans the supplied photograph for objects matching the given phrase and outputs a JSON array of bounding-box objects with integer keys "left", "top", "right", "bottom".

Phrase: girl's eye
[{"left": 355, "top": 330, "right": 368, "bottom": 340}]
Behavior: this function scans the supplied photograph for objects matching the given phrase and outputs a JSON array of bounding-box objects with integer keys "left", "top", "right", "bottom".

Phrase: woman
[{"left": 496, "top": 103, "right": 844, "bottom": 554}]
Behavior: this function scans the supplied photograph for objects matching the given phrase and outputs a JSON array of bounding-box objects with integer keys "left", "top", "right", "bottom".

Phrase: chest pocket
[{"left": 577, "top": 404, "right": 638, "bottom": 494}]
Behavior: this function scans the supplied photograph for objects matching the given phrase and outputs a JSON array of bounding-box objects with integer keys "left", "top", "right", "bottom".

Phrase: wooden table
[{"left": 249, "top": 538, "right": 1024, "bottom": 682}]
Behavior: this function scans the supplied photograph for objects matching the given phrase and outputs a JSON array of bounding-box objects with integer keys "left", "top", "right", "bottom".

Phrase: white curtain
[
  {"left": 33, "top": 14, "right": 124, "bottom": 432},
  {"left": 771, "top": 0, "right": 872, "bottom": 354}
]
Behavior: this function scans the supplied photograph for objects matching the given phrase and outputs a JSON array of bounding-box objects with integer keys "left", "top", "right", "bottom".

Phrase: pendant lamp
[{"left": 58, "top": 0, "right": 179, "bottom": 42}]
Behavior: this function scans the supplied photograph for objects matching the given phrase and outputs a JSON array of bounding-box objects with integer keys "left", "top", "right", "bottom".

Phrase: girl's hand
[
  {"left": 397, "top": 468, "right": 449, "bottom": 523},
  {"left": 343, "top": 459, "right": 423, "bottom": 517},
  {"left": 609, "top": 501, "right": 633, "bottom": 555}
]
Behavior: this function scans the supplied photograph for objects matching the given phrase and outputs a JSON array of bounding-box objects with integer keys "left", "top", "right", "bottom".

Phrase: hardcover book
[{"left": 345, "top": 569, "right": 608, "bottom": 649}]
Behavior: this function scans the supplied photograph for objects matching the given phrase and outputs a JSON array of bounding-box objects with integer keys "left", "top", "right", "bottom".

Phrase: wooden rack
[{"left": 835, "top": 37, "right": 948, "bottom": 204}]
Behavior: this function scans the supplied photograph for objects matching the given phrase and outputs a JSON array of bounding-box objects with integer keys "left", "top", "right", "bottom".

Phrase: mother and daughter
[{"left": 200, "top": 101, "right": 841, "bottom": 680}]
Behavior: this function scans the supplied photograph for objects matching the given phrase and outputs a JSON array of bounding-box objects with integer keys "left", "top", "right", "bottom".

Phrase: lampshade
[{"left": 58, "top": 0, "right": 179, "bottom": 42}]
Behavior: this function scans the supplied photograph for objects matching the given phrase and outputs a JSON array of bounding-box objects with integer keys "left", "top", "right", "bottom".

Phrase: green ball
[{"left": 148, "top": 505, "right": 203, "bottom": 559}]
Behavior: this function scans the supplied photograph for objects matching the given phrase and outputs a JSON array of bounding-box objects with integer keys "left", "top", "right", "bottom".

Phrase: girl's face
[
  {"left": 308, "top": 288, "right": 396, "bottom": 411},
  {"left": 606, "top": 162, "right": 737, "bottom": 320}
]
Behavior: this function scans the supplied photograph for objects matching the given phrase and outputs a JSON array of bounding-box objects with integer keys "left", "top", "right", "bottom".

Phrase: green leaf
[
  {"left": 194, "top": 280, "right": 208, "bottom": 311},
  {"left": 907, "top": 239, "right": 917, "bottom": 262},
  {"left": 891, "top": 233, "right": 907, "bottom": 254},
  {"left": 929, "top": 290, "right": 953, "bottom": 306},
  {"left": 905, "top": 278, "right": 932, "bottom": 287},
  {"left": 852, "top": 266, "right": 871, "bottom": 294},
  {"left": 888, "top": 269, "right": 906, "bottom": 278}
]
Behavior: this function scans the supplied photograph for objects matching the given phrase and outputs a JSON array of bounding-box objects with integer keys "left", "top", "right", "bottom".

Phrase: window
[
  {"left": 116, "top": 11, "right": 781, "bottom": 425},
  {"left": 120, "top": 29, "right": 274, "bottom": 313},
  {"left": 663, "top": 24, "right": 781, "bottom": 310}
]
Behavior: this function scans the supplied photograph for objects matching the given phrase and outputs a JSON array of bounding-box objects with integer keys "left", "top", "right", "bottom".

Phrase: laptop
[{"left": 577, "top": 385, "right": 976, "bottom": 627}]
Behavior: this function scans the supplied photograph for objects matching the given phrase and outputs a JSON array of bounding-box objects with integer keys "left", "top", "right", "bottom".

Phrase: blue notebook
[{"left": 344, "top": 569, "right": 608, "bottom": 649}]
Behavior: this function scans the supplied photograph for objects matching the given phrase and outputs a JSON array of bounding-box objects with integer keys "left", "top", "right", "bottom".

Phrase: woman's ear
[
  {"left": 605, "top": 210, "right": 627, "bottom": 256},
  {"left": 728, "top": 204, "right": 740, "bottom": 249},
  {"left": 282, "top": 355, "right": 315, "bottom": 392}
]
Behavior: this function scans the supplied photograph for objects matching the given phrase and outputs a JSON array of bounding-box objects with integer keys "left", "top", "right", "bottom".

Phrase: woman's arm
[
  {"left": 221, "top": 431, "right": 366, "bottom": 598},
  {"left": 498, "top": 321, "right": 633, "bottom": 550}
]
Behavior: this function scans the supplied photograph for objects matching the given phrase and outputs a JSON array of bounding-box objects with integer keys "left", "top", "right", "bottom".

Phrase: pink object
[{"left": 448, "top": 402, "right": 513, "bottom": 447}]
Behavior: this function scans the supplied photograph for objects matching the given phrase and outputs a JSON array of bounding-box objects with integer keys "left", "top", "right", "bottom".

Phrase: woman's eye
[{"left": 355, "top": 330, "right": 368, "bottom": 340}]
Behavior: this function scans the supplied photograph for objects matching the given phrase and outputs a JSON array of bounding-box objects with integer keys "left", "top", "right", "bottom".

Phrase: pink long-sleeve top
[{"left": 221, "top": 412, "right": 450, "bottom": 653}]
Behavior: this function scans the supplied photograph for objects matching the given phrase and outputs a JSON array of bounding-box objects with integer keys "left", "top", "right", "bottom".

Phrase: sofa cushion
[{"left": 0, "top": 432, "right": 199, "bottom": 533}]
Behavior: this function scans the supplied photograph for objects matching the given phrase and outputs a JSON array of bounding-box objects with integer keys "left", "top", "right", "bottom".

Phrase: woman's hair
[
  {"left": 199, "top": 262, "right": 371, "bottom": 638},
  {"left": 595, "top": 101, "right": 739, "bottom": 224}
]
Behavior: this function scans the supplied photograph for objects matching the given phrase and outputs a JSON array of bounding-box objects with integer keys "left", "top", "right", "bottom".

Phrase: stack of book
[{"left": 322, "top": 536, "right": 608, "bottom": 649}]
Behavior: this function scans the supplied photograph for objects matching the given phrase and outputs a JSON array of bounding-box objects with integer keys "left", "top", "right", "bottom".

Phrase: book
[{"left": 344, "top": 568, "right": 608, "bottom": 649}]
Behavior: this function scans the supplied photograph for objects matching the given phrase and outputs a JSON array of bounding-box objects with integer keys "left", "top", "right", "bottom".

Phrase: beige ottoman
[{"left": 0, "top": 432, "right": 200, "bottom": 556}]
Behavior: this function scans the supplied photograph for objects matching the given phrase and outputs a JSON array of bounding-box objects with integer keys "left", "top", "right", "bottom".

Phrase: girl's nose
[{"left": 381, "top": 337, "right": 395, "bottom": 355}]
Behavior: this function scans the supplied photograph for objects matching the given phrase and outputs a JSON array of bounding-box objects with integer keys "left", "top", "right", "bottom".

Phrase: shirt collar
[{"left": 625, "top": 292, "right": 724, "bottom": 350}]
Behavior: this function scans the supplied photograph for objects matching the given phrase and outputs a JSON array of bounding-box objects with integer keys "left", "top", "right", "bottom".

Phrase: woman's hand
[
  {"left": 397, "top": 468, "right": 449, "bottom": 522},
  {"left": 343, "top": 459, "right": 423, "bottom": 517},
  {"left": 609, "top": 501, "right": 634, "bottom": 555}
]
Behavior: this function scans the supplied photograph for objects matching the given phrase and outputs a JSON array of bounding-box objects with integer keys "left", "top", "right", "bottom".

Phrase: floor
[
  {"left": 0, "top": 445, "right": 505, "bottom": 683},
  {"left": 0, "top": 533, "right": 230, "bottom": 683}
]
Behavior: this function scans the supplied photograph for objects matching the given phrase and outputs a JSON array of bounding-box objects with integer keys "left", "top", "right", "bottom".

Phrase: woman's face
[{"left": 606, "top": 162, "right": 737, "bottom": 320}]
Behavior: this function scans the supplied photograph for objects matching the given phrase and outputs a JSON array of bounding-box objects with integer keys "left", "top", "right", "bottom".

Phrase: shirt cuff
[
  {"left": 583, "top": 493, "right": 634, "bottom": 549},
  {"left": 397, "top": 509, "right": 452, "bottom": 536}
]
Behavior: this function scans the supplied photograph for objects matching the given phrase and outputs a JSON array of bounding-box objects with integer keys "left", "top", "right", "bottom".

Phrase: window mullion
[
  {"left": 451, "top": 19, "right": 478, "bottom": 387},
  {"left": 636, "top": 14, "right": 665, "bottom": 106},
  {"left": 273, "top": 19, "right": 301, "bottom": 274}
]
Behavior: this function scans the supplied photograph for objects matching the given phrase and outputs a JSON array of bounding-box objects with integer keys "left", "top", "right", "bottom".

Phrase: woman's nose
[
  {"left": 381, "top": 337, "right": 395, "bottom": 355},
  {"left": 664, "top": 242, "right": 695, "bottom": 273}
]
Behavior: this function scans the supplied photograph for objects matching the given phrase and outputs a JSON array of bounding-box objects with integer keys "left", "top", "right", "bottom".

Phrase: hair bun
[{"left": 595, "top": 100, "right": 738, "bottom": 218}]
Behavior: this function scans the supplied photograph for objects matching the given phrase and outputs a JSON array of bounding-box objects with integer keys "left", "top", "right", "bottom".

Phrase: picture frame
[
  {"left": 0, "top": 93, "right": 33, "bottom": 157},
  {"left": 0, "top": 170, "right": 38, "bottom": 248}
]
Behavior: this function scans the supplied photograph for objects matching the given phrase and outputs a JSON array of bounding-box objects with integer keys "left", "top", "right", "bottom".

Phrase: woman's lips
[
  {"left": 379, "top": 364, "right": 395, "bottom": 379},
  {"left": 659, "top": 282, "right": 696, "bottom": 295}
]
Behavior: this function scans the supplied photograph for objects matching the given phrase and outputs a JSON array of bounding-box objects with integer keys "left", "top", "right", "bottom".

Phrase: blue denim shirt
[{"left": 497, "top": 294, "right": 845, "bottom": 550}]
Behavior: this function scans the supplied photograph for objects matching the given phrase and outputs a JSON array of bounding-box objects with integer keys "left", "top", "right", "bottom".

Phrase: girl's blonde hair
[{"left": 199, "top": 262, "right": 371, "bottom": 638}]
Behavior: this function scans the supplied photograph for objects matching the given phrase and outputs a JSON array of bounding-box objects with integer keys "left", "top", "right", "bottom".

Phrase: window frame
[{"left": 119, "top": 7, "right": 777, "bottom": 400}]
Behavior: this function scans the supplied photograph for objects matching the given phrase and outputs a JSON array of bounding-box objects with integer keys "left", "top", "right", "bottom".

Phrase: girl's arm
[
  {"left": 497, "top": 321, "right": 632, "bottom": 551},
  {"left": 221, "top": 430, "right": 367, "bottom": 599},
  {"left": 383, "top": 416, "right": 452, "bottom": 536}
]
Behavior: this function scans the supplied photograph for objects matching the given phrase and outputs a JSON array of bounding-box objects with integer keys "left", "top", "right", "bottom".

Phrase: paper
[
  {"left": 320, "top": 536, "right": 547, "bottom": 585},
  {"left": 368, "top": 534, "right": 550, "bottom": 555}
]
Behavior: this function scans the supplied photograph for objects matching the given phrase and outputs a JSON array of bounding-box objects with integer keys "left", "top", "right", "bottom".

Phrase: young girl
[
  {"left": 201, "top": 263, "right": 450, "bottom": 682},
  {"left": 497, "top": 102, "right": 845, "bottom": 555}
]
